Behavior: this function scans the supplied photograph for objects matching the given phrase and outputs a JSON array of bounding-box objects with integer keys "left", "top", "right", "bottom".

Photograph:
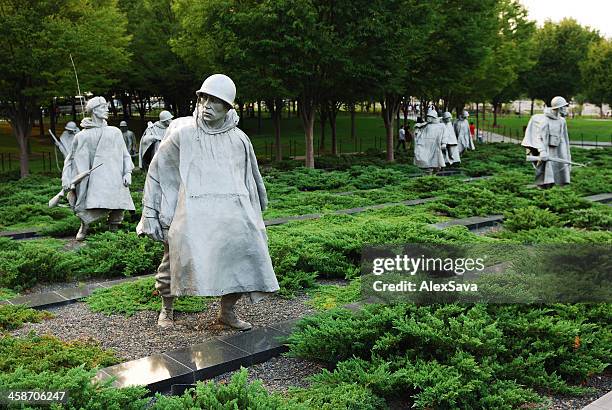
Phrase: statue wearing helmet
[
  {"left": 413, "top": 109, "right": 447, "bottom": 174},
  {"left": 454, "top": 111, "right": 475, "bottom": 153},
  {"left": 57, "top": 121, "right": 80, "bottom": 157},
  {"left": 138, "top": 110, "right": 174, "bottom": 170},
  {"left": 119, "top": 120, "right": 136, "bottom": 156},
  {"left": 60, "top": 96, "right": 135, "bottom": 240},
  {"left": 521, "top": 96, "right": 571, "bottom": 188},
  {"left": 441, "top": 112, "right": 460, "bottom": 165},
  {"left": 137, "top": 74, "right": 279, "bottom": 329}
]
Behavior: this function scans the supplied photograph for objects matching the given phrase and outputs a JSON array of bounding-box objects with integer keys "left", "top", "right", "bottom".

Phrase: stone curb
[
  {"left": 582, "top": 390, "right": 612, "bottom": 409},
  {"left": 0, "top": 274, "right": 155, "bottom": 309}
]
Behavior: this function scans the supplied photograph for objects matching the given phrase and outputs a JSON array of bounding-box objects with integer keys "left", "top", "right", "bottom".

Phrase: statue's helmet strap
[{"left": 196, "top": 74, "right": 236, "bottom": 106}]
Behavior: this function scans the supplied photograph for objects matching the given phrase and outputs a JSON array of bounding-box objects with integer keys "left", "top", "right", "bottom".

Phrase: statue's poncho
[
  {"left": 139, "top": 121, "right": 168, "bottom": 169},
  {"left": 521, "top": 110, "right": 571, "bottom": 185},
  {"left": 62, "top": 118, "right": 135, "bottom": 223},
  {"left": 454, "top": 119, "right": 474, "bottom": 153},
  {"left": 122, "top": 130, "right": 136, "bottom": 155},
  {"left": 138, "top": 109, "right": 279, "bottom": 297},
  {"left": 441, "top": 122, "right": 460, "bottom": 164},
  {"left": 413, "top": 122, "right": 446, "bottom": 169},
  {"left": 59, "top": 130, "right": 77, "bottom": 157}
]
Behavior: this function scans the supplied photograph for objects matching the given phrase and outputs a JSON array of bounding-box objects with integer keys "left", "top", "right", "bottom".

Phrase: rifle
[
  {"left": 526, "top": 155, "right": 587, "bottom": 167},
  {"left": 48, "top": 163, "right": 104, "bottom": 208},
  {"left": 49, "top": 130, "right": 68, "bottom": 157}
]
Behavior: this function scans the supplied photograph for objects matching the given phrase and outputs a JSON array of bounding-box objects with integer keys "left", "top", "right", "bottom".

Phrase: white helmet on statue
[
  {"left": 550, "top": 96, "right": 569, "bottom": 110},
  {"left": 195, "top": 74, "right": 236, "bottom": 106},
  {"left": 159, "top": 110, "right": 174, "bottom": 122}
]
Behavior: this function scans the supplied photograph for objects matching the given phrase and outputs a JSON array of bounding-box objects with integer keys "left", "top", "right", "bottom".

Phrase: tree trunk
[
  {"left": 318, "top": 106, "right": 327, "bottom": 151},
  {"left": 299, "top": 96, "right": 316, "bottom": 168},
  {"left": 493, "top": 102, "right": 498, "bottom": 127},
  {"left": 50, "top": 100, "right": 56, "bottom": 137},
  {"left": 273, "top": 99, "right": 283, "bottom": 161},
  {"left": 257, "top": 101, "right": 262, "bottom": 133},
  {"left": 350, "top": 103, "right": 356, "bottom": 140},
  {"left": 530, "top": 98, "right": 534, "bottom": 116},
  {"left": 39, "top": 107, "right": 45, "bottom": 138},
  {"left": 381, "top": 94, "right": 401, "bottom": 162},
  {"left": 238, "top": 101, "right": 244, "bottom": 125},
  {"left": 329, "top": 101, "right": 339, "bottom": 156},
  {"left": 71, "top": 97, "right": 77, "bottom": 122}
]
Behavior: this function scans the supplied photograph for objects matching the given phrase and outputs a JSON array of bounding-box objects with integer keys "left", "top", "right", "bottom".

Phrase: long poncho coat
[
  {"left": 521, "top": 110, "right": 571, "bottom": 185},
  {"left": 61, "top": 118, "right": 135, "bottom": 223},
  {"left": 137, "top": 109, "right": 279, "bottom": 298},
  {"left": 413, "top": 121, "right": 446, "bottom": 169},
  {"left": 139, "top": 121, "right": 168, "bottom": 169},
  {"left": 441, "top": 122, "right": 461, "bottom": 164},
  {"left": 454, "top": 119, "right": 475, "bottom": 153}
]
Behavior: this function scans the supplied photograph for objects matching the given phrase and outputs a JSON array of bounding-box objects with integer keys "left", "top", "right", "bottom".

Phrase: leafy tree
[
  {"left": 522, "top": 18, "right": 601, "bottom": 106},
  {"left": 580, "top": 38, "right": 612, "bottom": 115},
  {"left": 117, "top": 0, "right": 197, "bottom": 129},
  {"left": 476, "top": 0, "right": 536, "bottom": 126},
  {"left": 0, "top": 0, "right": 130, "bottom": 178}
]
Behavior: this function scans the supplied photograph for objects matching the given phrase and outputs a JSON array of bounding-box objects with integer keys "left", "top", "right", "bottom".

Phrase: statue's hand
[
  {"left": 539, "top": 153, "right": 549, "bottom": 162},
  {"left": 123, "top": 173, "right": 132, "bottom": 187},
  {"left": 136, "top": 217, "right": 164, "bottom": 242}
]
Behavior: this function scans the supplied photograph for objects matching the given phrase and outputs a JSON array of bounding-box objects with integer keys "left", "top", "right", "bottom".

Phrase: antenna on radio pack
[{"left": 70, "top": 53, "right": 85, "bottom": 117}]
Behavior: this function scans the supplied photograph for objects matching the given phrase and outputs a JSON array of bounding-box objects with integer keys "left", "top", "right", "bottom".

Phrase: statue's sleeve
[
  {"left": 119, "top": 131, "right": 134, "bottom": 175},
  {"left": 245, "top": 137, "right": 268, "bottom": 211},
  {"left": 141, "top": 130, "right": 181, "bottom": 226},
  {"left": 61, "top": 133, "right": 80, "bottom": 188}
]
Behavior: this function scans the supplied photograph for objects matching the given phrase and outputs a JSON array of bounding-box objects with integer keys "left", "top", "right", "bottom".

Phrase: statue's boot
[
  {"left": 157, "top": 296, "right": 174, "bottom": 328},
  {"left": 218, "top": 293, "right": 252, "bottom": 331},
  {"left": 76, "top": 222, "right": 89, "bottom": 241}
]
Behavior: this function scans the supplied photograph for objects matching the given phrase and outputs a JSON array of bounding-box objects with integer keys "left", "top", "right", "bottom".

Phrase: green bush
[
  {"left": 503, "top": 206, "right": 561, "bottom": 232},
  {"left": 307, "top": 278, "right": 361, "bottom": 311},
  {"left": 150, "top": 368, "right": 303, "bottom": 409},
  {"left": 0, "top": 366, "right": 149, "bottom": 410},
  {"left": 286, "top": 303, "right": 611, "bottom": 408},
  {"left": 85, "top": 277, "right": 209, "bottom": 316},
  {"left": 563, "top": 206, "right": 612, "bottom": 230},
  {"left": 0, "top": 333, "right": 118, "bottom": 374},
  {"left": 491, "top": 227, "right": 612, "bottom": 243},
  {"left": 0, "top": 305, "right": 53, "bottom": 330}
]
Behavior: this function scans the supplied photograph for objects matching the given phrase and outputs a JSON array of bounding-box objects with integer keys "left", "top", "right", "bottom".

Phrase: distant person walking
[{"left": 396, "top": 126, "right": 407, "bottom": 151}]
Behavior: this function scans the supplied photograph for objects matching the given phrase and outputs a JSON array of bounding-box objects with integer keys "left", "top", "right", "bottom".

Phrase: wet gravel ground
[
  {"left": 212, "top": 355, "right": 329, "bottom": 394},
  {"left": 11, "top": 293, "right": 315, "bottom": 361}
]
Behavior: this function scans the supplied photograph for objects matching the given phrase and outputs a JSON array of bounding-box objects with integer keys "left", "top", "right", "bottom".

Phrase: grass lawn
[
  {"left": 0, "top": 111, "right": 396, "bottom": 172},
  {"left": 476, "top": 114, "right": 612, "bottom": 142}
]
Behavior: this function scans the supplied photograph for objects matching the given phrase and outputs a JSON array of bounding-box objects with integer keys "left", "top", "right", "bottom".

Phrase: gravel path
[
  {"left": 212, "top": 355, "right": 328, "bottom": 394},
  {"left": 11, "top": 293, "right": 315, "bottom": 361},
  {"left": 547, "top": 371, "right": 612, "bottom": 409}
]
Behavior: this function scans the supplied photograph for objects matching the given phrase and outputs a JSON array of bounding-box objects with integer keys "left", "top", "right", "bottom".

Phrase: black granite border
[{"left": 94, "top": 318, "right": 300, "bottom": 394}]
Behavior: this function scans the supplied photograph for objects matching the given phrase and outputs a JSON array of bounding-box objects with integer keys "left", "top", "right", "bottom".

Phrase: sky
[{"left": 519, "top": 0, "right": 612, "bottom": 37}]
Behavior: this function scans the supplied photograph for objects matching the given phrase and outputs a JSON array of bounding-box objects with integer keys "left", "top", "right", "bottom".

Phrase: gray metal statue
[
  {"left": 454, "top": 111, "right": 475, "bottom": 153},
  {"left": 441, "top": 112, "right": 460, "bottom": 165},
  {"left": 57, "top": 122, "right": 80, "bottom": 157},
  {"left": 521, "top": 96, "right": 574, "bottom": 188},
  {"left": 119, "top": 120, "right": 136, "bottom": 157},
  {"left": 139, "top": 110, "right": 174, "bottom": 170},
  {"left": 413, "top": 109, "right": 446, "bottom": 174},
  {"left": 61, "top": 97, "right": 135, "bottom": 240},
  {"left": 137, "top": 74, "right": 279, "bottom": 329}
]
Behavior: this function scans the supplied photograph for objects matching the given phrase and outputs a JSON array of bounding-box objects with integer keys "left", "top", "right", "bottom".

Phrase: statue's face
[
  {"left": 160, "top": 119, "right": 172, "bottom": 128},
  {"left": 199, "top": 93, "right": 228, "bottom": 123},
  {"left": 443, "top": 117, "right": 450, "bottom": 123},
  {"left": 559, "top": 106, "right": 568, "bottom": 117},
  {"left": 92, "top": 103, "right": 109, "bottom": 120}
]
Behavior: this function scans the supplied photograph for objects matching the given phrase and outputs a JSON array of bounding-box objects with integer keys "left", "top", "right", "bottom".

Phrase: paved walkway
[{"left": 479, "top": 130, "right": 611, "bottom": 149}]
